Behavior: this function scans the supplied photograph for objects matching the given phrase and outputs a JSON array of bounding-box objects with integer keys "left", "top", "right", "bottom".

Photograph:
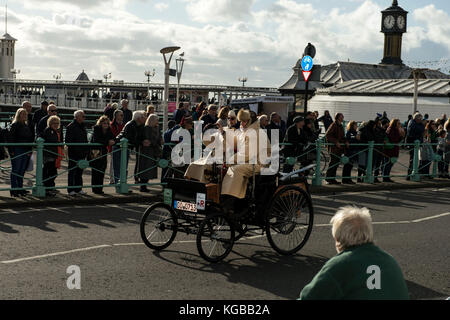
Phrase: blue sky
[{"left": 4, "top": 0, "right": 450, "bottom": 87}]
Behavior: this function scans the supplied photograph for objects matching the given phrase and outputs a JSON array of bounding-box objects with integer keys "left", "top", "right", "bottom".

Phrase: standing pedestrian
[
  {"left": 113, "top": 111, "right": 147, "bottom": 191},
  {"left": 37, "top": 104, "right": 60, "bottom": 137},
  {"left": 325, "top": 113, "right": 349, "bottom": 185},
  {"left": 32, "top": 101, "right": 49, "bottom": 133},
  {"left": 406, "top": 113, "right": 425, "bottom": 180},
  {"left": 137, "top": 114, "right": 162, "bottom": 192},
  {"left": 22, "top": 101, "right": 35, "bottom": 141},
  {"left": 382, "top": 119, "right": 405, "bottom": 182},
  {"left": 109, "top": 110, "right": 125, "bottom": 184},
  {"left": 90, "top": 116, "right": 115, "bottom": 194},
  {"left": 41, "top": 116, "right": 63, "bottom": 197},
  {"left": 65, "top": 110, "right": 89, "bottom": 195},
  {"left": 436, "top": 129, "right": 448, "bottom": 178},
  {"left": 373, "top": 118, "right": 388, "bottom": 183},
  {"left": 8, "top": 108, "right": 34, "bottom": 197},
  {"left": 318, "top": 110, "right": 333, "bottom": 132},
  {"left": 342, "top": 121, "right": 359, "bottom": 184},
  {"left": 119, "top": 99, "right": 132, "bottom": 124},
  {"left": 282, "top": 116, "right": 306, "bottom": 173}
]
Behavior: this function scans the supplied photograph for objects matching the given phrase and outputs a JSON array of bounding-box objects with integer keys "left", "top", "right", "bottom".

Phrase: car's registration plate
[{"left": 174, "top": 200, "right": 197, "bottom": 213}]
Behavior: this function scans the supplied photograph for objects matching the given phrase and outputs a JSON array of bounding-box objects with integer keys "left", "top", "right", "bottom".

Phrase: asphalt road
[{"left": 0, "top": 188, "right": 449, "bottom": 300}]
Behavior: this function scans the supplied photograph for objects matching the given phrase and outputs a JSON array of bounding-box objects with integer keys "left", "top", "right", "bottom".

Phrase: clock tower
[{"left": 381, "top": 0, "right": 408, "bottom": 65}]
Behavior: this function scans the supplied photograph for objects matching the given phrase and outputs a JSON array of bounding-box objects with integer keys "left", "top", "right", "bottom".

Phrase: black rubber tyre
[
  {"left": 196, "top": 212, "right": 235, "bottom": 263},
  {"left": 140, "top": 202, "right": 178, "bottom": 250},
  {"left": 265, "top": 186, "right": 314, "bottom": 255}
]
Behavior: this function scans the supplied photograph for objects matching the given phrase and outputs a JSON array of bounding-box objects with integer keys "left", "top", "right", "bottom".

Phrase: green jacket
[{"left": 299, "top": 243, "right": 409, "bottom": 300}]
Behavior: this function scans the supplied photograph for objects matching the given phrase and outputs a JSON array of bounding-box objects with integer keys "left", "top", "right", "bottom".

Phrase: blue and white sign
[{"left": 301, "top": 55, "right": 314, "bottom": 72}]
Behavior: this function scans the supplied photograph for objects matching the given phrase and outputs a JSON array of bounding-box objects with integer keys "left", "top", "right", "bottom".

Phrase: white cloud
[
  {"left": 412, "top": 4, "right": 450, "bottom": 51},
  {"left": 185, "top": 0, "right": 255, "bottom": 23},
  {"left": 154, "top": 2, "right": 169, "bottom": 11},
  {"left": 4, "top": 0, "right": 449, "bottom": 87}
]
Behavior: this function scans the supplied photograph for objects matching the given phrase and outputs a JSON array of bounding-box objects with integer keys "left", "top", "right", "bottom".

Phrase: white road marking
[
  {"left": 1, "top": 245, "right": 111, "bottom": 264},
  {"left": 412, "top": 212, "right": 450, "bottom": 223},
  {"left": 1, "top": 211, "right": 449, "bottom": 265}
]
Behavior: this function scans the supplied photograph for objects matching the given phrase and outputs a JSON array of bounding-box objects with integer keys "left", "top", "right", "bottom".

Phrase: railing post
[
  {"left": 411, "top": 140, "right": 421, "bottom": 182},
  {"left": 364, "top": 141, "right": 374, "bottom": 184},
  {"left": 119, "top": 138, "right": 129, "bottom": 194},
  {"left": 313, "top": 139, "right": 322, "bottom": 186},
  {"left": 32, "top": 138, "right": 46, "bottom": 197},
  {"left": 432, "top": 153, "right": 438, "bottom": 178}
]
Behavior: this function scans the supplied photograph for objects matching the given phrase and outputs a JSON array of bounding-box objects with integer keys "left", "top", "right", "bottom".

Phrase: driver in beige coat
[{"left": 185, "top": 109, "right": 271, "bottom": 200}]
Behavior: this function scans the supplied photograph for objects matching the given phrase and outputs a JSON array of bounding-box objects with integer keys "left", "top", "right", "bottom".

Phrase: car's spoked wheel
[
  {"left": 197, "top": 212, "right": 235, "bottom": 263},
  {"left": 265, "top": 186, "right": 314, "bottom": 255},
  {"left": 140, "top": 203, "right": 178, "bottom": 250}
]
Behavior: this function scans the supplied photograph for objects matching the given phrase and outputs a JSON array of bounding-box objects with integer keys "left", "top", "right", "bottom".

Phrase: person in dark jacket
[
  {"left": 325, "top": 113, "right": 348, "bottom": 184},
  {"left": 318, "top": 110, "right": 333, "bottom": 132},
  {"left": 199, "top": 104, "right": 218, "bottom": 130},
  {"left": 161, "top": 120, "right": 177, "bottom": 181},
  {"left": 357, "top": 120, "right": 376, "bottom": 182},
  {"left": 89, "top": 116, "right": 115, "bottom": 194},
  {"left": 342, "top": 121, "right": 359, "bottom": 184},
  {"left": 282, "top": 116, "right": 306, "bottom": 173},
  {"left": 0, "top": 127, "right": 8, "bottom": 161},
  {"left": 32, "top": 100, "right": 49, "bottom": 132},
  {"left": 382, "top": 119, "right": 405, "bottom": 182},
  {"left": 40, "top": 116, "right": 63, "bottom": 197},
  {"left": 8, "top": 108, "right": 34, "bottom": 197},
  {"left": 65, "top": 110, "right": 89, "bottom": 195},
  {"left": 373, "top": 118, "right": 387, "bottom": 183},
  {"left": 302, "top": 118, "right": 318, "bottom": 170},
  {"left": 137, "top": 114, "right": 162, "bottom": 192},
  {"left": 104, "top": 103, "right": 116, "bottom": 121},
  {"left": 268, "top": 112, "right": 287, "bottom": 143},
  {"left": 22, "top": 101, "right": 35, "bottom": 142},
  {"left": 36, "top": 104, "right": 60, "bottom": 137},
  {"left": 113, "top": 110, "right": 147, "bottom": 188},
  {"left": 119, "top": 99, "right": 133, "bottom": 124},
  {"left": 406, "top": 113, "right": 425, "bottom": 180},
  {"left": 173, "top": 102, "right": 188, "bottom": 124}
]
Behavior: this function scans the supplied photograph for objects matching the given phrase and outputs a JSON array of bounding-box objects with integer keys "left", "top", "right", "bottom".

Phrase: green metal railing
[{"left": 0, "top": 138, "right": 448, "bottom": 197}]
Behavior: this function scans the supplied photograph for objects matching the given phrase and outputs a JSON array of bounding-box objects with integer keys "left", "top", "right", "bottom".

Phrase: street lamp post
[
  {"left": 160, "top": 46, "right": 180, "bottom": 132},
  {"left": 176, "top": 52, "right": 185, "bottom": 111},
  {"left": 144, "top": 69, "right": 155, "bottom": 101},
  {"left": 238, "top": 77, "right": 248, "bottom": 87},
  {"left": 11, "top": 69, "right": 20, "bottom": 104},
  {"left": 53, "top": 73, "right": 62, "bottom": 106},
  {"left": 103, "top": 72, "right": 112, "bottom": 83}
]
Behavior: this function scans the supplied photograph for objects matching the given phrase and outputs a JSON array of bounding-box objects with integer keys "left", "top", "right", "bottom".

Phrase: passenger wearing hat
[
  {"left": 282, "top": 116, "right": 306, "bottom": 173},
  {"left": 226, "top": 110, "right": 239, "bottom": 131},
  {"left": 220, "top": 109, "right": 271, "bottom": 204},
  {"left": 32, "top": 100, "right": 49, "bottom": 133},
  {"left": 199, "top": 104, "right": 218, "bottom": 129},
  {"left": 185, "top": 109, "right": 271, "bottom": 207}
]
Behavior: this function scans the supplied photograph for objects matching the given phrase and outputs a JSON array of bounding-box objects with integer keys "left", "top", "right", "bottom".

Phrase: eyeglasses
[
  {"left": 50, "top": 109, "right": 57, "bottom": 113},
  {"left": 228, "top": 117, "right": 236, "bottom": 120}
]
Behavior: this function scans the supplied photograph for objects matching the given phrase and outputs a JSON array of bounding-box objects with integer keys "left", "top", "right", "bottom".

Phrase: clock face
[
  {"left": 397, "top": 16, "right": 405, "bottom": 30},
  {"left": 384, "top": 15, "right": 395, "bottom": 29}
]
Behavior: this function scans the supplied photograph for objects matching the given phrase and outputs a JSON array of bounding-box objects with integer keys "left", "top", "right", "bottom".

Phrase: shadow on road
[
  {"left": 406, "top": 280, "right": 448, "bottom": 300},
  {"left": 0, "top": 205, "right": 142, "bottom": 233},
  {"left": 153, "top": 246, "right": 328, "bottom": 299}
]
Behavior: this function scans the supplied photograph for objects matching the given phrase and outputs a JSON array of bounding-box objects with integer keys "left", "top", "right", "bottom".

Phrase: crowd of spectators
[
  {"left": 3, "top": 99, "right": 449, "bottom": 197},
  {"left": 323, "top": 111, "right": 450, "bottom": 184}
]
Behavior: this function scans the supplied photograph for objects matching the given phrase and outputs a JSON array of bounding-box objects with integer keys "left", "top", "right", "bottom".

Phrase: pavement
[{"left": 0, "top": 187, "right": 449, "bottom": 300}]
